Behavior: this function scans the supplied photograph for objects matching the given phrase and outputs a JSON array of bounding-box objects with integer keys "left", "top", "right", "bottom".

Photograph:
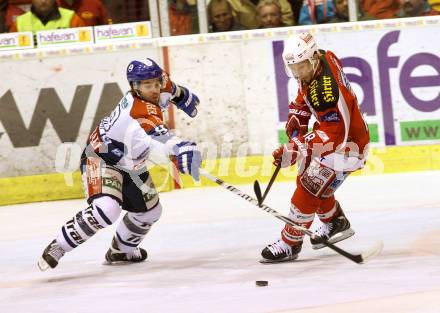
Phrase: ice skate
[
  {"left": 104, "top": 238, "right": 148, "bottom": 265},
  {"left": 260, "top": 239, "right": 302, "bottom": 264},
  {"left": 310, "top": 202, "right": 355, "bottom": 250},
  {"left": 37, "top": 239, "right": 66, "bottom": 271}
]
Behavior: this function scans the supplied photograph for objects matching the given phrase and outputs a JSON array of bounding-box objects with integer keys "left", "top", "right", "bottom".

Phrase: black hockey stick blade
[
  {"left": 261, "top": 164, "right": 281, "bottom": 202},
  {"left": 254, "top": 164, "right": 281, "bottom": 207},
  {"left": 253, "top": 180, "right": 263, "bottom": 206}
]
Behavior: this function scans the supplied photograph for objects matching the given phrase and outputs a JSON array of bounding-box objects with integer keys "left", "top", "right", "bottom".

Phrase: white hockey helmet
[{"left": 282, "top": 32, "right": 319, "bottom": 78}]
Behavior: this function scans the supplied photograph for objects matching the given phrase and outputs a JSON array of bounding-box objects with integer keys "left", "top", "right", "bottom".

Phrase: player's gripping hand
[
  {"left": 285, "top": 115, "right": 308, "bottom": 140},
  {"left": 285, "top": 104, "right": 310, "bottom": 140},
  {"left": 272, "top": 143, "right": 298, "bottom": 168},
  {"left": 272, "top": 137, "right": 310, "bottom": 168},
  {"left": 173, "top": 141, "right": 202, "bottom": 180},
  {"left": 171, "top": 85, "right": 200, "bottom": 118}
]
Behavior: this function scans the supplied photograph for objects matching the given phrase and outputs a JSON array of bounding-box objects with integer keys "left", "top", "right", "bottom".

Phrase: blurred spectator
[
  {"left": 228, "top": 0, "right": 294, "bottom": 29},
  {"left": 168, "top": 0, "right": 199, "bottom": 35},
  {"left": 289, "top": 0, "right": 303, "bottom": 22},
  {"left": 208, "top": 0, "right": 245, "bottom": 32},
  {"left": 298, "top": 0, "right": 335, "bottom": 25},
  {"left": 329, "top": 0, "right": 348, "bottom": 22},
  {"left": 57, "top": 0, "right": 111, "bottom": 26},
  {"left": 103, "top": 0, "right": 149, "bottom": 24},
  {"left": 11, "top": 0, "right": 85, "bottom": 32},
  {"left": 0, "top": 0, "right": 25, "bottom": 33},
  {"left": 396, "top": 0, "right": 439, "bottom": 16},
  {"left": 256, "top": 0, "right": 287, "bottom": 28},
  {"left": 358, "top": 0, "right": 401, "bottom": 20},
  {"left": 429, "top": 0, "right": 440, "bottom": 12}
]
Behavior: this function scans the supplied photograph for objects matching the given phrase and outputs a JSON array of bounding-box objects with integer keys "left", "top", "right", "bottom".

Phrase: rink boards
[
  {"left": 0, "top": 16, "right": 439, "bottom": 205},
  {"left": 1, "top": 144, "right": 439, "bottom": 205}
]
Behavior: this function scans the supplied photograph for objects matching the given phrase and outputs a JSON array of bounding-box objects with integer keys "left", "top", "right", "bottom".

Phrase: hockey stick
[
  {"left": 200, "top": 169, "right": 383, "bottom": 264},
  {"left": 254, "top": 164, "right": 281, "bottom": 207}
]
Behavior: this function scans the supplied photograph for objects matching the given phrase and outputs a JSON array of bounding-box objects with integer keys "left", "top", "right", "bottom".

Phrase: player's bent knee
[
  {"left": 130, "top": 202, "right": 163, "bottom": 225},
  {"left": 91, "top": 196, "right": 122, "bottom": 226},
  {"left": 113, "top": 202, "right": 163, "bottom": 253}
]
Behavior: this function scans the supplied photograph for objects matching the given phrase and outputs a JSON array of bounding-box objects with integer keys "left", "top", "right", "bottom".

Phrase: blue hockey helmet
[{"left": 126, "top": 58, "right": 163, "bottom": 84}]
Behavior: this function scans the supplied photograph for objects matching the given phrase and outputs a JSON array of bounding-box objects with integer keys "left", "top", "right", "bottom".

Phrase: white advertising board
[
  {"left": 36, "top": 27, "right": 94, "bottom": 48},
  {"left": 0, "top": 32, "right": 33, "bottom": 50},
  {"left": 0, "top": 17, "right": 439, "bottom": 177},
  {"left": 94, "top": 22, "right": 152, "bottom": 43}
]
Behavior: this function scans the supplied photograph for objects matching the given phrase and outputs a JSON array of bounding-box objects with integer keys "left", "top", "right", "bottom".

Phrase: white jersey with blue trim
[{"left": 87, "top": 92, "right": 178, "bottom": 171}]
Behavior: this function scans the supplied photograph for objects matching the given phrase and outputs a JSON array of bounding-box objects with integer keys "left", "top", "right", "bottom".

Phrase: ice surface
[{"left": 0, "top": 171, "right": 439, "bottom": 313}]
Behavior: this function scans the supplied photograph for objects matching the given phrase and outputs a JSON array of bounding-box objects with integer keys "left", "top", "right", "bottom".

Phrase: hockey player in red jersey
[
  {"left": 38, "top": 58, "right": 202, "bottom": 270},
  {"left": 261, "top": 32, "right": 370, "bottom": 263}
]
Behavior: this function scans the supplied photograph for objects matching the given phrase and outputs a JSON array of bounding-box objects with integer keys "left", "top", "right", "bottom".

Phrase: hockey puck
[{"left": 255, "top": 280, "right": 268, "bottom": 287}]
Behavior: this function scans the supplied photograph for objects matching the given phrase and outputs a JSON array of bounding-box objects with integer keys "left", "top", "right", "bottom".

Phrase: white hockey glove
[{"left": 173, "top": 141, "right": 202, "bottom": 181}]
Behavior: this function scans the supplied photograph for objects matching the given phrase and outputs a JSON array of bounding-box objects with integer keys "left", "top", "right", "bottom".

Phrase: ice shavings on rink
[{"left": 0, "top": 171, "right": 439, "bottom": 313}]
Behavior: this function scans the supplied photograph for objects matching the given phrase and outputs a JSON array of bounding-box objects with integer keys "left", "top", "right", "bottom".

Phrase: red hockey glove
[
  {"left": 273, "top": 144, "right": 295, "bottom": 168},
  {"left": 272, "top": 137, "right": 311, "bottom": 168},
  {"left": 285, "top": 103, "right": 311, "bottom": 140},
  {"left": 285, "top": 115, "right": 309, "bottom": 140}
]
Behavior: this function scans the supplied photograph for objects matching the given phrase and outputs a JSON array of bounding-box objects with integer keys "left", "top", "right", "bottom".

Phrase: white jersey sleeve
[{"left": 87, "top": 92, "right": 181, "bottom": 171}]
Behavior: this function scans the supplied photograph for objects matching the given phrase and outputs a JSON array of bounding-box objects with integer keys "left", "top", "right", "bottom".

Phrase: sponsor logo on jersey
[
  {"left": 120, "top": 97, "right": 129, "bottom": 109},
  {"left": 322, "top": 76, "right": 335, "bottom": 103},
  {"left": 103, "top": 176, "right": 122, "bottom": 191},
  {"left": 321, "top": 111, "right": 340, "bottom": 122},
  {"left": 316, "top": 130, "right": 330, "bottom": 143},
  {"left": 309, "top": 79, "right": 320, "bottom": 107},
  {"left": 307, "top": 69, "right": 339, "bottom": 112}
]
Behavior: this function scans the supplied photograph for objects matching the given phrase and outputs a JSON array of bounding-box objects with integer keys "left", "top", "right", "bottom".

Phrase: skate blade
[
  {"left": 37, "top": 257, "right": 50, "bottom": 271},
  {"left": 102, "top": 260, "right": 146, "bottom": 266},
  {"left": 312, "top": 228, "right": 355, "bottom": 250},
  {"left": 259, "top": 255, "right": 299, "bottom": 264},
  {"left": 102, "top": 260, "right": 131, "bottom": 266}
]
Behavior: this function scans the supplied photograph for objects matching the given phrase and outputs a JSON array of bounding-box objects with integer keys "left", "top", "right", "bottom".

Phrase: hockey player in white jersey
[{"left": 38, "top": 58, "right": 202, "bottom": 270}]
